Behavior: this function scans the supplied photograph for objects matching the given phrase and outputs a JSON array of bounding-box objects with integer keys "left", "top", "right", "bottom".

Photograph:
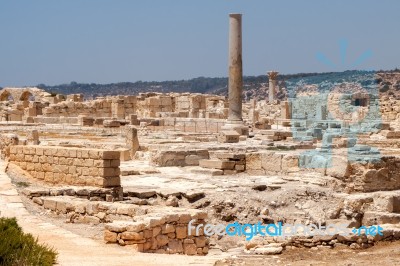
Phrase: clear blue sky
[{"left": 0, "top": 0, "right": 399, "bottom": 86}]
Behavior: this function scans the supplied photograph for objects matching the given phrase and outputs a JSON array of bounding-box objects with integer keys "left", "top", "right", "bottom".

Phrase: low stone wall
[
  {"left": 199, "top": 151, "right": 246, "bottom": 175},
  {"left": 245, "top": 150, "right": 400, "bottom": 193},
  {"left": 33, "top": 116, "right": 79, "bottom": 124},
  {"left": 105, "top": 210, "right": 209, "bottom": 255},
  {"left": 245, "top": 224, "right": 400, "bottom": 253},
  {"left": 350, "top": 156, "right": 400, "bottom": 192},
  {"left": 8, "top": 145, "right": 121, "bottom": 188},
  {"left": 245, "top": 151, "right": 298, "bottom": 175},
  {"left": 30, "top": 195, "right": 146, "bottom": 223},
  {"left": 23, "top": 186, "right": 123, "bottom": 203}
]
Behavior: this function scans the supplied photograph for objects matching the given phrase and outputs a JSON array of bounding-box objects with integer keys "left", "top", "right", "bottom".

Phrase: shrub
[{"left": 0, "top": 217, "right": 57, "bottom": 266}]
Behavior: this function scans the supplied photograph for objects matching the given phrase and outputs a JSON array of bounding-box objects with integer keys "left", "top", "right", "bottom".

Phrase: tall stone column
[
  {"left": 222, "top": 13, "right": 248, "bottom": 136},
  {"left": 268, "top": 71, "right": 278, "bottom": 103},
  {"left": 227, "top": 13, "right": 243, "bottom": 123}
]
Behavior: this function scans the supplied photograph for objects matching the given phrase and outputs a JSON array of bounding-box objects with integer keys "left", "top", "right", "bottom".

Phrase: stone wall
[
  {"left": 350, "top": 156, "right": 400, "bottom": 192},
  {"left": 39, "top": 93, "right": 227, "bottom": 121},
  {"left": 8, "top": 145, "right": 121, "bottom": 188},
  {"left": 245, "top": 150, "right": 400, "bottom": 193},
  {"left": 245, "top": 151, "right": 299, "bottom": 175},
  {"left": 104, "top": 210, "right": 209, "bottom": 255},
  {"left": 33, "top": 116, "right": 79, "bottom": 124}
]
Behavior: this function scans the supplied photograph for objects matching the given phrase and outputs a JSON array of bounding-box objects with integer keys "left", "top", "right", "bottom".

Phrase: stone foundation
[{"left": 104, "top": 210, "right": 209, "bottom": 255}]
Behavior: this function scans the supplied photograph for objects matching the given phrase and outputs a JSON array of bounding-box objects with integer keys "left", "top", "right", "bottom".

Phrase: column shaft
[{"left": 228, "top": 14, "right": 243, "bottom": 122}]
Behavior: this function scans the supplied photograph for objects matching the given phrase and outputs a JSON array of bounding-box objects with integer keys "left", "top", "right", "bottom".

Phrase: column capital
[
  {"left": 229, "top": 13, "right": 242, "bottom": 18},
  {"left": 268, "top": 71, "right": 279, "bottom": 80}
]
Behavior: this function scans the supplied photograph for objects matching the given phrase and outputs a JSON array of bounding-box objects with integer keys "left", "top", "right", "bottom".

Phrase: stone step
[
  {"left": 209, "top": 151, "right": 245, "bottom": 161},
  {"left": 189, "top": 167, "right": 224, "bottom": 176},
  {"left": 198, "top": 159, "right": 235, "bottom": 170},
  {"left": 124, "top": 188, "right": 157, "bottom": 199}
]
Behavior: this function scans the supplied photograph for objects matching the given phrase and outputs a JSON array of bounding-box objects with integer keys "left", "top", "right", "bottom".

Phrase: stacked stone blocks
[
  {"left": 8, "top": 145, "right": 121, "bottom": 188},
  {"left": 104, "top": 211, "right": 209, "bottom": 255}
]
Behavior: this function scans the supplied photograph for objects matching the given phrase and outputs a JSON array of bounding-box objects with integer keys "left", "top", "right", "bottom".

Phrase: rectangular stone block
[
  {"left": 199, "top": 159, "right": 235, "bottom": 170},
  {"left": 16, "top": 146, "right": 23, "bottom": 154},
  {"left": 84, "top": 159, "right": 94, "bottom": 167},
  {"left": 43, "top": 198, "right": 57, "bottom": 211},
  {"left": 101, "top": 151, "right": 120, "bottom": 160},
  {"left": 35, "top": 147, "right": 44, "bottom": 155},
  {"left": 69, "top": 150, "right": 77, "bottom": 158},
  {"left": 89, "top": 167, "right": 99, "bottom": 176},
  {"left": 217, "top": 131, "right": 240, "bottom": 143},
  {"left": 261, "top": 152, "right": 283, "bottom": 172},
  {"left": 44, "top": 172, "right": 54, "bottom": 182},
  {"left": 24, "top": 155, "right": 33, "bottom": 162},
  {"left": 68, "top": 166, "right": 77, "bottom": 174},
  {"left": 93, "top": 160, "right": 110, "bottom": 167},
  {"left": 89, "top": 150, "right": 101, "bottom": 159},
  {"left": 81, "top": 150, "right": 89, "bottom": 159},
  {"left": 102, "top": 176, "right": 121, "bottom": 188},
  {"left": 10, "top": 146, "right": 17, "bottom": 154},
  {"left": 245, "top": 153, "right": 262, "bottom": 170},
  {"left": 36, "top": 171, "right": 44, "bottom": 180},
  {"left": 110, "top": 160, "right": 120, "bottom": 167},
  {"left": 44, "top": 148, "right": 52, "bottom": 156}
]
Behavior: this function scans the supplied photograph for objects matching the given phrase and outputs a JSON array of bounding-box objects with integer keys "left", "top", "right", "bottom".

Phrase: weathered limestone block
[
  {"left": 184, "top": 155, "right": 206, "bottom": 166},
  {"left": 151, "top": 150, "right": 209, "bottom": 167},
  {"left": 104, "top": 230, "right": 118, "bottom": 243},
  {"left": 217, "top": 130, "right": 239, "bottom": 143},
  {"left": 0, "top": 133, "right": 19, "bottom": 159},
  {"left": 78, "top": 115, "right": 95, "bottom": 126},
  {"left": 261, "top": 152, "right": 283, "bottom": 173},
  {"left": 111, "top": 100, "right": 125, "bottom": 119},
  {"left": 26, "top": 130, "right": 40, "bottom": 145},
  {"left": 103, "top": 120, "right": 120, "bottom": 127},
  {"left": 326, "top": 156, "right": 350, "bottom": 179},
  {"left": 281, "top": 154, "right": 299, "bottom": 173},
  {"left": 348, "top": 156, "right": 400, "bottom": 192},
  {"left": 125, "top": 126, "right": 139, "bottom": 160},
  {"left": 245, "top": 153, "right": 262, "bottom": 170},
  {"left": 129, "top": 114, "right": 139, "bottom": 125},
  {"left": 198, "top": 159, "right": 235, "bottom": 170},
  {"left": 168, "top": 240, "right": 183, "bottom": 253}
]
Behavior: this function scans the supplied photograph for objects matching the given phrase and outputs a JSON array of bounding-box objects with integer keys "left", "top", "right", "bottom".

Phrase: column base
[{"left": 221, "top": 121, "right": 249, "bottom": 136}]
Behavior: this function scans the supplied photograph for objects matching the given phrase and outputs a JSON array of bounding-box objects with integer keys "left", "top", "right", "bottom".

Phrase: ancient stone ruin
[{"left": 1, "top": 13, "right": 400, "bottom": 265}]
